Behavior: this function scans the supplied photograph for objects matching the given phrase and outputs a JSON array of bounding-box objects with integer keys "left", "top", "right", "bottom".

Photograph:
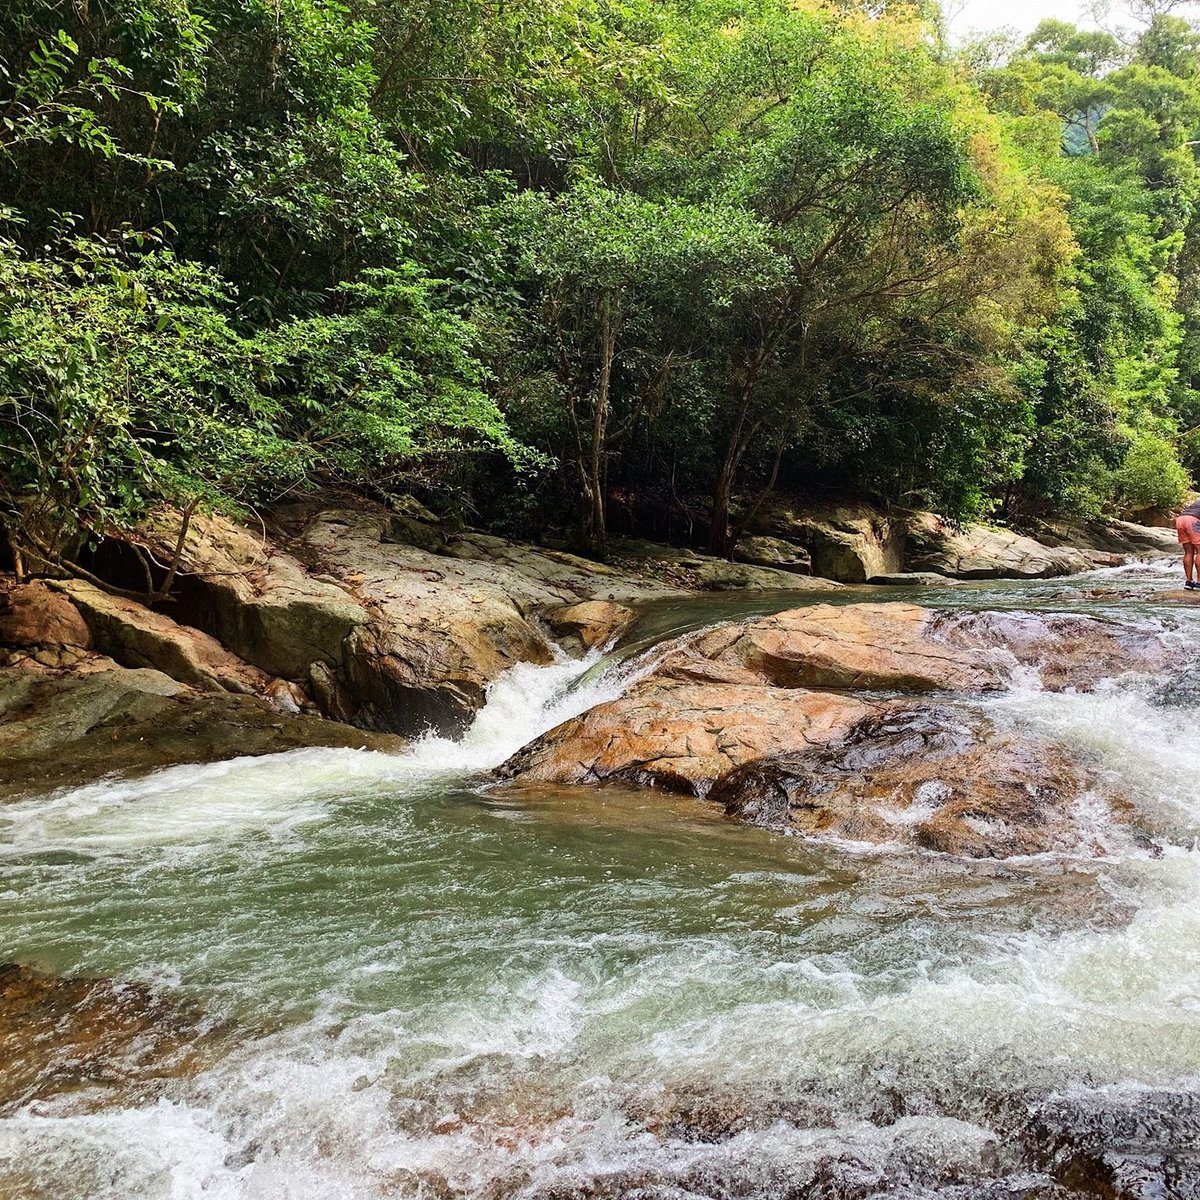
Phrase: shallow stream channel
[{"left": 3, "top": 562, "right": 1200, "bottom": 1198}]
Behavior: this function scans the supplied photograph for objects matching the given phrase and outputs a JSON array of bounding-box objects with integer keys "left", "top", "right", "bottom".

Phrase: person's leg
[{"left": 1186, "top": 544, "right": 1197, "bottom": 584}]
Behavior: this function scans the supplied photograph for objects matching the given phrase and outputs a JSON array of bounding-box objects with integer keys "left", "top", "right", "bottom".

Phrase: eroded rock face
[
  {"left": 51, "top": 578, "right": 275, "bottom": 696},
  {"left": 501, "top": 678, "right": 884, "bottom": 794},
  {"left": 710, "top": 707, "right": 1126, "bottom": 857},
  {"left": 134, "top": 505, "right": 685, "bottom": 735},
  {"left": 0, "top": 963, "right": 231, "bottom": 1113}
]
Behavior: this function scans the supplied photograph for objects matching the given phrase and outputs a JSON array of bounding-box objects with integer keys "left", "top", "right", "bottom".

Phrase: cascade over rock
[{"left": 133, "top": 503, "right": 681, "bottom": 735}]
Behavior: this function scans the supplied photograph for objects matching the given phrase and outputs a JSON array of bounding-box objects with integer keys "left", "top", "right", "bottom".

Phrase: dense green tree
[{"left": 3, "top": 0, "right": 1200, "bottom": 581}]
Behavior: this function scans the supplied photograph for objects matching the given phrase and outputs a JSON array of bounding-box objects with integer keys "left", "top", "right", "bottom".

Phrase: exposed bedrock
[
  {"left": 131, "top": 504, "right": 682, "bottom": 736},
  {"left": 710, "top": 707, "right": 1131, "bottom": 858},
  {"left": 502, "top": 603, "right": 1169, "bottom": 857},
  {"left": 0, "top": 665, "right": 405, "bottom": 798}
]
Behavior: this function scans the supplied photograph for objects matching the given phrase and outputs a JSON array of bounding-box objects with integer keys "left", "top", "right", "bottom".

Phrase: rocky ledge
[{"left": 501, "top": 602, "right": 1171, "bottom": 858}]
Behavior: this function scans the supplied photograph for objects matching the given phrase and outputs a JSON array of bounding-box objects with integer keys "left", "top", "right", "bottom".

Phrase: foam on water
[
  {"left": 0, "top": 642, "right": 641, "bottom": 863},
  {"left": 6, "top": 586, "right": 1200, "bottom": 1197}
]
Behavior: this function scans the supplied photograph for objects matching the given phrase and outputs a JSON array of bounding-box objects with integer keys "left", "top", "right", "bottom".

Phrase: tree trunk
[
  {"left": 584, "top": 296, "right": 618, "bottom": 559},
  {"left": 708, "top": 367, "right": 760, "bottom": 555}
]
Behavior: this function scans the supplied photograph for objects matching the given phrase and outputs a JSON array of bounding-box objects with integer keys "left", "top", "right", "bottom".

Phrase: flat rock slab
[
  {"left": 501, "top": 678, "right": 885, "bottom": 794},
  {"left": 655, "top": 603, "right": 1171, "bottom": 693}
]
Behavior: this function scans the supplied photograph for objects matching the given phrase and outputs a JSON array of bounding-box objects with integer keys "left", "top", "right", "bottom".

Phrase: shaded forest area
[{"left": 4, "top": 0, "right": 1200, "bottom": 569}]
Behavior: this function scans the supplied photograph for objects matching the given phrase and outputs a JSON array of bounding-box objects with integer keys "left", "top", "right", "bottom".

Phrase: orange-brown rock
[
  {"left": 544, "top": 600, "right": 638, "bottom": 652},
  {"left": 653, "top": 603, "right": 1169, "bottom": 694},
  {"left": 501, "top": 677, "right": 884, "bottom": 794},
  {"left": 0, "top": 962, "right": 232, "bottom": 1113},
  {"left": 0, "top": 580, "right": 91, "bottom": 650},
  {"left": 710, "top": 707, "right": 1129, "bottom": 858}
]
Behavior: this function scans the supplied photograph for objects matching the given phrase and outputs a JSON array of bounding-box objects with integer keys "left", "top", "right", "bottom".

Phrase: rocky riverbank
[
  {"left": 0, "top": 494, "right": 1181, "bottom": 797},
  {"left": 1, "top": 500, "right": 1197, "bottom": 1200}
]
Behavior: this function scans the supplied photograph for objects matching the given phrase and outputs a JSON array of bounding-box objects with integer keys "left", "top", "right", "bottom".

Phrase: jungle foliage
[{"left": 2, "top": 0, "right": 1199, "bottom": 569}]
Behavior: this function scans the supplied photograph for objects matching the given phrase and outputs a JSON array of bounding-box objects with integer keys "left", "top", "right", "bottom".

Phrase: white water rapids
[{"left": 3, "top": 563, "right": 1200, "bottom": 1198}]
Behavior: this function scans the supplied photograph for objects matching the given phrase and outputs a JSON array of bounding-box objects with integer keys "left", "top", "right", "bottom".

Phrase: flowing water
[{"left": 3, "top": 562, "right": 1200, "bottom": 1197}]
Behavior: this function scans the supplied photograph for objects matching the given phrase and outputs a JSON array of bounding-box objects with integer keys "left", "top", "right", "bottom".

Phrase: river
[{"left": 2, "top": 562, "right": 1199, "bottom": 1197}]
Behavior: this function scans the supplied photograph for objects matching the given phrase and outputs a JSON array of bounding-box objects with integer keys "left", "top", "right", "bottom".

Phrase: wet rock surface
[
  {"left": 1026, "top": 1090, "right": 1200, "bottom": 1200},
  {"left": 0, "top": 665, "right": 404, "bottom": 798},
  {"left": 503, "top": 603, "right": 1166, "bottom": 858},
  {"left": 501, "top": 678, "right": 884, "bottom": 794},
  {"left": 710, "top": 707, "right": 1127, "bottom": 857},
  {"left": 0, "top": 963, "right": 231, "bottom": 1114},
  {"left": 653, "top": 603, "right": 1171, "bottom": 694}
]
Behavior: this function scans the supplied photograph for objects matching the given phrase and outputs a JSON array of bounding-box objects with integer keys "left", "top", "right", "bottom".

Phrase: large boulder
[
  {"left": 745, "top": 500, "right": 905, "bottom": 583},
  {"left": 1031, "top": 515, "right": 1179, "bottom": 558},
  {"left": 652, "top": 604, "right": 1170, "bottom": 694},
  {"left": 138, "top": 509, "right": 372, "bottom": 683},
  {"left": 904, "top": 512, "right": 1111, "bottom": 579},
  {"left": 501, "top": 602, "right": 1165, "bottom": 858},
  {"left": 501, "top": 677, "right": 884, "bottom": 794},
  {"left": 50, "top": 579, "right": 274, "bottom": 696},
  {"left": 709, "top": 706, "right": 1129, "bottom": 857},
  {"left": 732, "top": 534, "right": 813, "bottom": 575}
]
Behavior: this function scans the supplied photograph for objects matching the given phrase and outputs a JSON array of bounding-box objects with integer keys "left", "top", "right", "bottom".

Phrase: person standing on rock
[{"left": 1176, "top": 497, "right": 1200, "bottom": 588}]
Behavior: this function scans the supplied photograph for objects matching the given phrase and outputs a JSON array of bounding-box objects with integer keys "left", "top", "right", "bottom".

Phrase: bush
[{"left": 1112, "top": 429, "right": 1191, "bottom": 512}]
